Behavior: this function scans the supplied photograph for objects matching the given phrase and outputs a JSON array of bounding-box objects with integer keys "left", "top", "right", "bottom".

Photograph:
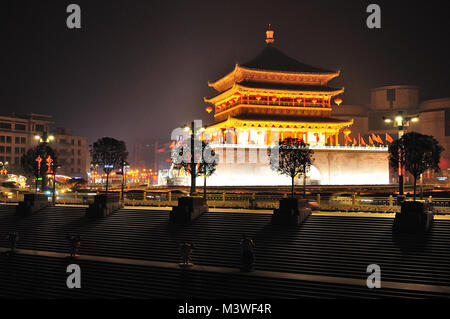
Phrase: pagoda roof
[
  {"left": 204, "top": 81, "right": 344, "bottom": 104},
  {"left": 242, "top": 46, "right": 335, "bottom": 74},
  {"left": 208, "top": 47, "right": 340, "bottom": 92},
  {"left": 238, "top": 81, "right": 342, "bottom": 92},
  {"left": 205, "top": 115, "right": 353, "bottom": 131}
]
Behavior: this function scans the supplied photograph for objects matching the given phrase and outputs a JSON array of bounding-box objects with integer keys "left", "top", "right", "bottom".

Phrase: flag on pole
[
  {"left": 345, "top": 135, "right": 352, "bottom": 144},
  {"left": 371, "top": 133, "right": 378, "bottom": 144},
  {"left": 377, "top": 135, "right": 384, "bottom": 144},
  {"left": 361, "top": 137, "right": 366, "bottom": 146},
  {"left": 369, "top": 136, "right": 374, "bottom": 145},
  {"left": 353, "top": 137, "right": 357, "bottom": 145},
  {"left": 386, "top": 133, "right": 394, "bottom": 143},
  {"left": 358, "top": 133, "right": 361, "bottom": 145}
]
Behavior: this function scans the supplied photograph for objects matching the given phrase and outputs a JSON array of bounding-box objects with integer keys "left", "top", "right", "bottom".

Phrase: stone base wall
[{"left": 189, "top": 147, "right": 389, "bottom": 186}]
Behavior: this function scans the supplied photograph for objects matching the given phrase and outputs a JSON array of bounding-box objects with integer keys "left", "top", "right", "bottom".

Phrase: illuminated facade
[
  {"left": 204, "top": 26, "right": 351, "bottom": 147},
  {"left": 174, "top": 27, "right": 389, "bottom": 186}
]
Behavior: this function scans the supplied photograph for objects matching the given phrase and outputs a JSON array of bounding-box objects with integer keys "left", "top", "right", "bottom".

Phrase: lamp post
[
  {"left": 51, "top": 164, "right": 61, "bottom": 205},
  {"left": 34, "top": 131, "right": 55, "bottom": 195},
  {"left": 186, "top": 121, "right": 196, "bottom": 195},
  {"left": 120, "top": 161, "right": 128, "bottom": 201},
  {"left": 183, "top": 121, "right": 206, "bottom": 196},
  {"left": 383, "top": 111, "right": 419, "bottom": 197},
  {"left": 0, "top": 161, "right": 8, "bottom": 176},
  {"left": 34, "top": 131, "right": 55, "bottom": 144}
]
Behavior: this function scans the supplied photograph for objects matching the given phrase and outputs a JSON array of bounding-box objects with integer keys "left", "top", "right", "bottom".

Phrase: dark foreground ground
[{"left": 0, "top": 205, "right": 449, "bottom": 298}]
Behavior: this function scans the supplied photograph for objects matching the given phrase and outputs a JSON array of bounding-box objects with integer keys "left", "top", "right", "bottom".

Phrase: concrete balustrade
[
  {"left": 86, "top": 194, "right": 123, "bottom": 218},
  {"left": 16, "top": 193, "right": 49, "bottom": 215},
  {"left": 170, "top": 196, "right": 208, "bottom": 223},
  {"left": 272, "top": 198, "right": 311, "bottom": 226},
  {"left": 393, "top": 201, "right": 434, "bottom": 233}
]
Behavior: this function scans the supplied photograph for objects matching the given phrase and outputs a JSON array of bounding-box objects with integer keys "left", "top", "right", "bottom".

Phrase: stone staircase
[{"left": 0, "top": 205, "right": 449, "bottom": 298}]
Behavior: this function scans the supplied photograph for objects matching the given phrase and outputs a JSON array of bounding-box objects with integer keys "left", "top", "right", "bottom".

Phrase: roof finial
[{"left": 265, "top": 24, "right": 274, "bottom": 45}]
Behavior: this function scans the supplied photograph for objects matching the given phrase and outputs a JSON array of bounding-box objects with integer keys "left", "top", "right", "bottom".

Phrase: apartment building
[
  {"left": 0, "top": 113, "right": 52, "bottom": 170},
  {"left": 0, "top": 113, "right": 88, "bottom": 178},
  {"left": 51, "top": 127, "right": 89, "bottom": 178}
]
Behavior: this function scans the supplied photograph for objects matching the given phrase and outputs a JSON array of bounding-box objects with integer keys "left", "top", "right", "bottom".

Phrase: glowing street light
[
  {"left": 383, "top": 111, "right": 420, "bottom": 197},
  {"left": 35, "top": 132, "right": 55, "bottom": 143},
  {"left": 181, "top": 121, "right": 207, "bottom": 196},
  {"left": 0, "top": 161, "right": 8, "bottom": 175}
]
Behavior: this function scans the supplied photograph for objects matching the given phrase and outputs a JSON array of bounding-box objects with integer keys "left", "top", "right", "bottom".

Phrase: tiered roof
[
  {"left": 204, "top": 26, "right": 348, "bottom": 129},
  {"left": 242, "top": 46, "right": 335, "bottom": 74}
]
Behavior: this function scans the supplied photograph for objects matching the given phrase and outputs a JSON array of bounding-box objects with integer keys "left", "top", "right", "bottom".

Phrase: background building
[
  {"left": 332, "top": 85, "right": 450, "bottom": 185},
  {"left": 0, "top": 113, "right": 53, "bottom": 172},
  {"left": 0, "top": 113, "right": 89, "bottom": 179},
  {"left": 51, "top": 127, "right": 89, "bottom": 178}
]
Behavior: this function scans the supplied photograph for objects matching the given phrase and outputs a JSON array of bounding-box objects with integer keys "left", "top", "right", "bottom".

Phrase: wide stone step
[{"left": 1, "top": 205, "right": 450, "bottom": 297}]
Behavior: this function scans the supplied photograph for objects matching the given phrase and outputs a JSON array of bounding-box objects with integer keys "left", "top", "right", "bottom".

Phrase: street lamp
[
  {"left": 34, "top": 131, "right": 56, "bottom": 198},
  {"left": 35, "top": 131, "right": 55, "bottom": 143},
  {"left": 51, "top": 164, "right": 61, "bottom": 205},
  {"left": 183, "top": 121, "right": 207, "bottom": 196},
  {"left": 0, "top": 161, "right": 8, "bottom": 176},
  {"left": 383, "top": 111, "right": 419, "bottom": 197},
  {"left": 119, "top": 161, "right": 129, "bottom": 201}
]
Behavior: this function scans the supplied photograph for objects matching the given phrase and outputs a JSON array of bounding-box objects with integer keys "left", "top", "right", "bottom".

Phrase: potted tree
[
  {"left": 87, "top": 137, "right": 128, "bottom": 217},
  {"left": 170, "top": 140, "right": 217, "bottom": 223},
  {"left": 268, "top": 138, "right": 314, "bottom": 226},
  {"left": 389, "top": 132, "right": 443, "bottom": 233}
]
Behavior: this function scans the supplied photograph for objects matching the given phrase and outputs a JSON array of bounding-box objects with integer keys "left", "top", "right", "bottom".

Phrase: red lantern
[
  {"left": 334, "top": 98, "right": 343, "bottom": 106},
  {"left": 205, "top": 106, "right": 213, "bottom": 113},
  {"left": 46, "top": 156, "right": 53, "bottom": 174}
]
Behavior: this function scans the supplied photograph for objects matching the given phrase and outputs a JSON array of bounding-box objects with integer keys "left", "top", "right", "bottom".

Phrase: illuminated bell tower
[{"left": 204, "top": 26, "right": 352, "bottom": 147}]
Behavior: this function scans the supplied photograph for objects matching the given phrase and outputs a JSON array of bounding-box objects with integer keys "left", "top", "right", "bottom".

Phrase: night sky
[{"left": 2, "top": 0, "right": 449, "bottom": 147}]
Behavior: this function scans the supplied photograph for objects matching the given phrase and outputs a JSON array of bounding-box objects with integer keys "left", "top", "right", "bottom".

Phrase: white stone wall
[{"left": 189, "top": 146, "right": 390, "bottom": 186}]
